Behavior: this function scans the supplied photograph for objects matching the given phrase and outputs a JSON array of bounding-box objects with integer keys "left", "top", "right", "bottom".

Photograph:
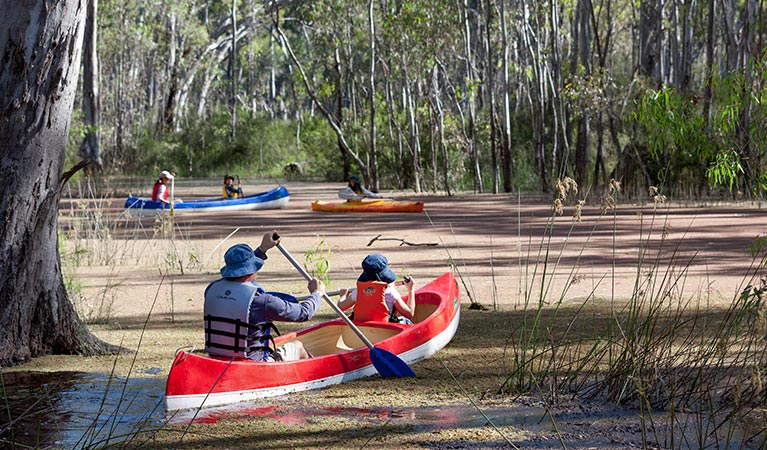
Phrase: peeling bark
[{"left": 0, "top": 0, "right": 118, "bottom": 367}]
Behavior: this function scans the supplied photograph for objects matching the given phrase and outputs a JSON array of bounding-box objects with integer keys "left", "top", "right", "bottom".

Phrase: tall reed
[{"left": 497, "top": 179, "right": 767, "bottom": 448}]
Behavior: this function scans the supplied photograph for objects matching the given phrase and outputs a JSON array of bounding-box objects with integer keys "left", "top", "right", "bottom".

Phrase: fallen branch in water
[{"left": 367, "top": 234, "right": 438, "bottom": 247}]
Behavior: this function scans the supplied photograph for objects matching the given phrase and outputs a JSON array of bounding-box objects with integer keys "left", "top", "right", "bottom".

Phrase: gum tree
[{"left": 0, "top": 0, "right": 115, "bottom": 366}]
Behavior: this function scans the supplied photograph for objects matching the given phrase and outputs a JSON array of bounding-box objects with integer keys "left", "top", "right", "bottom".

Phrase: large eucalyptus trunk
[{"left": 0, "top": 0, "right": 115, "bottom": 367}]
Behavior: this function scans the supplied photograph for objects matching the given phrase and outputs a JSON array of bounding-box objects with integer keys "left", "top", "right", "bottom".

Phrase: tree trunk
[
  {"left": 574, "top": 0, "right": 591, "bottom": 187},
  {"left": 334, "top": 46, "right": 350, "bottom": 180},
  {"left": 463, "top": 0, "right": 483, "bottom": 193},
  {"left": 639, "top": 0, "right": 662, "bottom": 85},
  {"left": 431, "top": 66, "right": 452, "bottom": 196},
  {"left": 0, "top": 0, "right": 116, "bottom": 367},
  {"left": 162, "top": 11, "right": 178, "bottom": 131},
  {"left": 703, "top": 0, "right": 715, "bottom": 123},
  {"left": 229, "top": 0, "right": 238, "bottom": 141},
  {"left": 368, "top": 0, "right": 379, "bottom": 192},
  {"left": 79, "top": 0, "right": 102, "bottom": 170},
  {"left": 485, "top": 0, "right": 499, "bottom": 194},
  {"left": 499, "top": 0, "right": 513, "bottom": 193},
  {"left": 405, "top": 74, "right": 422, "bottom": 193}
]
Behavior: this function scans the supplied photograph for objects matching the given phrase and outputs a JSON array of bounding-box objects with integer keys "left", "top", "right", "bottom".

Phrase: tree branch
[
  {"left": 59, "top": 159, "right": 93, "bottom": 192},
  {"left": 367, "top": 234, "right": 438, "bottom": 247}
]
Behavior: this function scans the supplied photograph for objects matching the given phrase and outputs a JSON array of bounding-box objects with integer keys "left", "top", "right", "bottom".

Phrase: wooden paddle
[{"left": 273, "top": 234, "right": 415, "bottom": 378}]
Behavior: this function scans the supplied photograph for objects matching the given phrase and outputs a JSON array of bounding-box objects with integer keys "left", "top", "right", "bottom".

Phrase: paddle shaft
[
  {"left": 294, "top": 281, "right": 407, "bottom": 302},
  {"left": 295, "top": 289, "right": 343, "bottom": 301},
  {"left": 274, "top": 243, "right": 377, "bottom": 351}
]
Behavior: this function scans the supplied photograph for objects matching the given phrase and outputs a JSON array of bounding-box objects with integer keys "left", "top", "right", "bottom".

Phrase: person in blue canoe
[
  {"left": 222, "top": 175, "right": 243, "bottom": 199},
  {"left": 203, "top": 232, "right": 325, "bottom": 361},
  {"left": 151, "top": 170, "right": 174, "bottom": 204},
  {"left": 338, "top": 175, "right": 382, "bottom": 201}
]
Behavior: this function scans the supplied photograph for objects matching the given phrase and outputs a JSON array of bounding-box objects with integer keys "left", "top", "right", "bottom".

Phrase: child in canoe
[
  {"left": 223, "top": 175, "right": 243, "bottom": 198},
  {"left": 336, "top": 254, "right": 416, "bottom": 324}
]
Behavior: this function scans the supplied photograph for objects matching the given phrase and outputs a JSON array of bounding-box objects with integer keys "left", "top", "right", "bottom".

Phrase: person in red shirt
[{"left": 151, "top": 170, "right": 174, "bottom": 204}]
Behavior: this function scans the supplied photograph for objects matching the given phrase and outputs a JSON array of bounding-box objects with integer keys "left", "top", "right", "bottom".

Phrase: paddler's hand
[
  {"left": 308, "top": 277, "right": 325, "bottom": 295},
  {"left": 258, "top": 231, "right": 279, "bottom": 253},
  {"left": 404, "top": 276, "right": 415, "bottom": 289}
]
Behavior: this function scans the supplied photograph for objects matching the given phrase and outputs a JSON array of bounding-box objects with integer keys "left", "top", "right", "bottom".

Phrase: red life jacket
[
  {"left": 151, "top": 181, "right": 168, "bottom": 201},
  {"left": 353, "top": 281, "right": 389, "bottom": 322}
]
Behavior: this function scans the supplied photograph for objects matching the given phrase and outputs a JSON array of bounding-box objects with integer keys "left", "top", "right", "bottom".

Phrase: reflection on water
[
  {"left": 0, "top": 371, "right": 165, "bottom": 449},
  {"left": 3, "top": 370, "right": 765, "bottom": 449},
  {"left": 2, "top": 370, "right": 551, "bottom": 449},
  {"left": 168, "top": 400, "right": 552, "bottom": 434}
]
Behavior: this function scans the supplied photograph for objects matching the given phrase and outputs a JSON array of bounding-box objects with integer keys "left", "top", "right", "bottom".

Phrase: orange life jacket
[{"left": 353, "top": 281, "right": 389, "bottom": 322}]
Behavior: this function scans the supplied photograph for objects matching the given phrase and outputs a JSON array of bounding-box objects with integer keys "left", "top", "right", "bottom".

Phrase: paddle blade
[{"left": 370, "top": 347, "right": 415, "bottom": 377}]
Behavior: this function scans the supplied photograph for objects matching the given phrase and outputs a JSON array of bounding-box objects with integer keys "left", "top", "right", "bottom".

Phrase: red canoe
[{"left": 165, "top": 272, "right": 460, "bottom": 411}]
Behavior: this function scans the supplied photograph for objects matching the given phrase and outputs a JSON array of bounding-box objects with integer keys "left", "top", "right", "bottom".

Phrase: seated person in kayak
[
  {"left": 222, "top": 175, "right": 243, "bottom": 199},
  {"left": 338, "top": 175, "right": 382, "bottom": 201},
  {"left": 336, "top": 254, "right": 416, "bottom": 324},
  {"left": 204, "top": 232, "right": 325, "bottom": 361},
  {"left": 152, "top": 170, "right": 174, "bottom": 204}
]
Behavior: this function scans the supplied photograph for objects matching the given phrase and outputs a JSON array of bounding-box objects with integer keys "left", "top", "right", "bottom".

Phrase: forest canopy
[{"left": 71, "top": 0, "right": 767, "bottom": 198}]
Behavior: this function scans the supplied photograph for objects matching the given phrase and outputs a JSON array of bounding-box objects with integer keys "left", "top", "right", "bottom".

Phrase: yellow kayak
[{"left": 311, "top": 199, "right": 424, "bottom": 213}]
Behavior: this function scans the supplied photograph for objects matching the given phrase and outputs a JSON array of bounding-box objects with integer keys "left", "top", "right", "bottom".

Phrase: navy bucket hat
[
  {"left": 221, "top": 244, "right": 264, "bottom": 278},
  {"left": 358, "top": 253, "right": 397, "bottom": 284}
]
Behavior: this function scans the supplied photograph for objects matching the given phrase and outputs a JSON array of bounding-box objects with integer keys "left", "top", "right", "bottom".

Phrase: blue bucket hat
[
  {"left": 358, "top": 254, "right": 397, "bottom": 284},
  {"left": 221, "top": 244, "right": 264, "bottom": 278}
]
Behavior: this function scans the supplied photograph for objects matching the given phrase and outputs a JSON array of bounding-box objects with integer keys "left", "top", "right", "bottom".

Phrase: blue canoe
[{"left": 124, "top": 185, "right": 289, "bottom": 215}]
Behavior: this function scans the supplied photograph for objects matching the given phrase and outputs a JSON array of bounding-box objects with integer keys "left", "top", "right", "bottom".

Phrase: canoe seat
[
  {"left": 413, "top": 302, "right": 438, "bottom": 323},
  {"left": 335, "top": 335, "right": 355, "bottom": 351}
]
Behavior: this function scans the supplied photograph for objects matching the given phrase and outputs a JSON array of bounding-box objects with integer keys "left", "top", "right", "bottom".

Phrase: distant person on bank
[
  {"left": 152, "top": 170, "right": 174, "bottom": 204},
  {"left": 223, "top": 175, "right": 243, "bottom": 199},
  {"left": 204, "top": 232, "right": 325, "bottom": 361},
  {"left": 338, "top": 175, "right": 382, "bottom": 201}
]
